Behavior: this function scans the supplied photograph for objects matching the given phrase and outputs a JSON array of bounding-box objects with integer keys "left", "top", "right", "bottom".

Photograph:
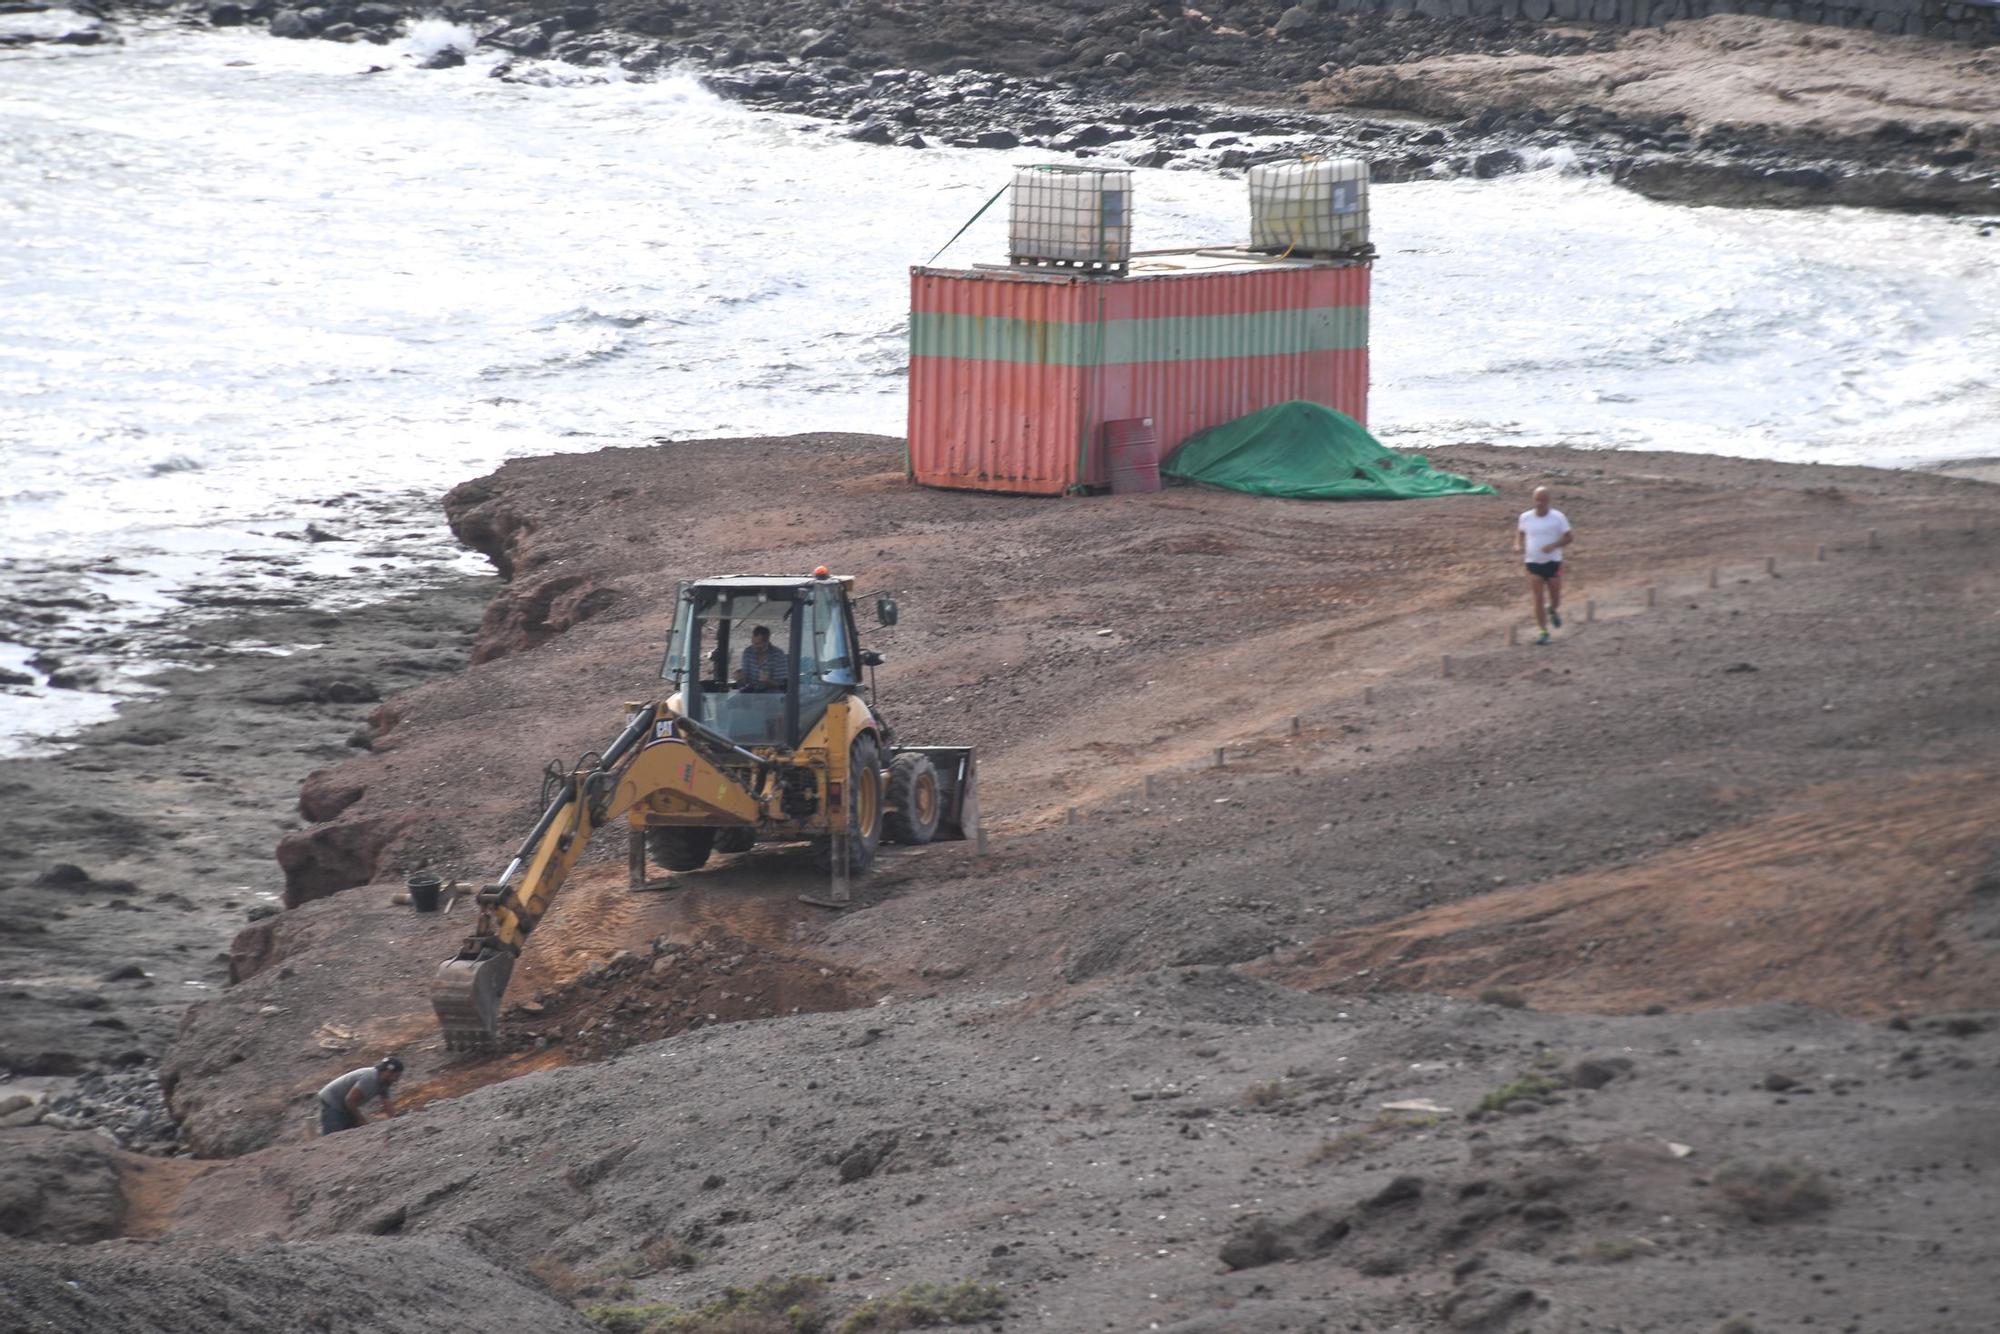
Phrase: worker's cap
[{"left": 376, "top": 1055, "right": 405, "bottom": 1074}]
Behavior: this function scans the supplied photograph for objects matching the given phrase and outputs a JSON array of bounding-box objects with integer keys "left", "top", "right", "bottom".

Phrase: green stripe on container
[{"left": 909, "top": 307, "right": 1369, "bottom": 366}]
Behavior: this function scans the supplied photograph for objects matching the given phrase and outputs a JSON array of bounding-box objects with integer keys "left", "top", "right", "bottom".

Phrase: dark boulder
[
  {"left": 1274, "top": 4, "right": 1318, "bottom": 35},
  {"left": 1054, "top": 123, "right": 1115, "bottom": 149},
  {"left": 208, "top": 2, "right": 246, "bottom": 25},
  {"left": 268, "top": 8, "right": 312, "bottom": 37}
]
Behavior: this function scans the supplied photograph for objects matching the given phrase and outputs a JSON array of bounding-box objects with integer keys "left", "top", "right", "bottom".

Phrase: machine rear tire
[
  {"left": 814, "top": 734, "right": 883, "bottom": 875},
  {"left": 714, "top": 828, "right": 757, "bottom": 855},
  {"left": 883, "top": 752, "right": 942, "bottom": 846},
  {"left": 648, "top": 827, "right": 715, "bottom": 872}
]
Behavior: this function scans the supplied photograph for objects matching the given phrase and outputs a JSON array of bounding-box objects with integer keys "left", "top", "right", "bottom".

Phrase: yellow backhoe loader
[{"left": 431, "top": 570, "right": 977, "bottom": 1051}]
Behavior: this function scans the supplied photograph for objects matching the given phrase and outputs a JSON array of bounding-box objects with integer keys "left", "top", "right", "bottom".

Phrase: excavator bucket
[{"left": 432, "top": 951, "right": 515, "bottom": 1052}]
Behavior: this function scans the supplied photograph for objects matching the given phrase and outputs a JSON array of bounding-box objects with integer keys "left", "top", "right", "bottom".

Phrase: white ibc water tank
[
  {"left": 1008, "top": 165, "right": 1132, "bottom": 271},
  {"left": 1247, "top": 159, "right": 1371, "bottom": 256}
]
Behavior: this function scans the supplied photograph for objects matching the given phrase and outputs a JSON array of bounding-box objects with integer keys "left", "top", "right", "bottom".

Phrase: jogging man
[
  {"left": 1515, "top": 486, "right": 1572, "bottom": 645},
  {"left": 317, "top": 1055, "right": 403, "bottom": 1135}
]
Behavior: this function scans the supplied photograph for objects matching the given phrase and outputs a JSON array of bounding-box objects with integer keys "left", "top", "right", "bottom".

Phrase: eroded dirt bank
[{"left": 1, "top": 433, "right": 1984, "bottom": 1328}]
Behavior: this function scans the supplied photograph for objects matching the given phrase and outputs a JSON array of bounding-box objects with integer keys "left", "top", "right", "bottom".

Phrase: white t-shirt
[{"left": 1518, "top": 508, "right": 1571, "bottom": 564}]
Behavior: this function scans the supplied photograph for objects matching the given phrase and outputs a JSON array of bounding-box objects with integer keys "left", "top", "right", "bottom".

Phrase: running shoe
[
  {"left": 1535, "top": 630, "right": 1551, "bottom": 646},
  {"left": 1549, "top": 608, "right": 1563, "bottom": 629}
]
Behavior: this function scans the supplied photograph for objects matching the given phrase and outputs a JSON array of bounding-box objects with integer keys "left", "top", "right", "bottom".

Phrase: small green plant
[
  {"left": 587, "top": 1275, "right": 830, "bottom": 1334},
  {"left": 1307, "top": 1111, "right": 1440, "bottom": 1164},
  {"left": 1478, "top": 986, "right": 1528, "bottom": 1009},
  {"left": 638, "top": 1235, "right": 702, "bottom": 1274},
  {"left": 838, "top": 1280, "right": 1008, "bottom": 1333},
  {"left": 1474, "top": 1073, "right": 1563, "bottom": 1113},
  {"left": 1712, "top": 1159, "right": 1835, "bottom": 1222},
  {"left": 528, "top": 1254, "right": 592, "bottom": 1299},
  {"left": 588, "top": 1305, "right": 677, "bottom": 1334},
  {"left": 1242, "top": 1078, "right": 1296, "bottom": 1108}
]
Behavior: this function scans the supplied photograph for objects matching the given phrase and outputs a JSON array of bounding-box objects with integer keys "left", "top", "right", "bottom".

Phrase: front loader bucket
[
  {"left": 432, "top": 952, "right": 515, "bottom": 1053},
  {"left": 894, "top": 746, "right": 979, "bottom": 840}
]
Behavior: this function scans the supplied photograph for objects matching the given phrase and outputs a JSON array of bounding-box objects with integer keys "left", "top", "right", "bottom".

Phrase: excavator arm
[{"left": 432, "top": 703, "right": 770, "bottom": 1051}]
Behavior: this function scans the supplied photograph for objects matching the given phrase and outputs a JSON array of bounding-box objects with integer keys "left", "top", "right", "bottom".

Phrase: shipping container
[{"left": 907, "top": 252, "right": 1370, "bottom": 495}]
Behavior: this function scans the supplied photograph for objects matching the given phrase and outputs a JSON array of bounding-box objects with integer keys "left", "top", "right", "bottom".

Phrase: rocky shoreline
[
  {"left": 0, "top": 576, "right": 491, "bottom": 1145},
  {"left": 16, "top": 0, "right": 1997, "bottom": 213}
]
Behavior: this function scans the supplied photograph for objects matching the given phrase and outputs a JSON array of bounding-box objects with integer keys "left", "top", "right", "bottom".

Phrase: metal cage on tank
[
  {"left": 1247, "top": 159, "right": 1372, "bottom": 259},
  {"left": 1007, "top": 164, "right": 1133, "bottom": 274}
]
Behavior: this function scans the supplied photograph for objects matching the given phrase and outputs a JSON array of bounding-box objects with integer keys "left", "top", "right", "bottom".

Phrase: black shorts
[{"left": 1525, "top": 561, "right": 1563, "bottom": 580}]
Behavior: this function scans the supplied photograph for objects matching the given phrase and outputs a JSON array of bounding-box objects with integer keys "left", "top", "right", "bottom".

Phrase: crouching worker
[{"left": 317, "top": 1054, "right": 403, "bottom": 1135}]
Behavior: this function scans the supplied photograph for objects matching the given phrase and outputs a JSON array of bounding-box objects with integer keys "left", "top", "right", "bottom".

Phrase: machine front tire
[
  {"left": 814, "top": 734, "right": 883, "bottom": 875},
  {"left": 883, "top": 752, "right": 942, "bottom": 846},
  {"left": 648, "top": 827, "right": 715, "bottom": 872}
]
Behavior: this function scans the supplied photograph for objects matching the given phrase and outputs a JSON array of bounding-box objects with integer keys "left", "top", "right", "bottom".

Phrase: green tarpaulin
[{"left": 1161, "top": 400, "right": 1493, "bottom": 501}]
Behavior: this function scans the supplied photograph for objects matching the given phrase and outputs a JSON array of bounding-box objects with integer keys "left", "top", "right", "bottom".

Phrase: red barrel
[{"left": 1105, "top": 417, "right": 1161, "bottom": 494}]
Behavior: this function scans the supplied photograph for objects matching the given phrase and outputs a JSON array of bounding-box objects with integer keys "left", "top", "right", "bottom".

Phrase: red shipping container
[{"left": 907, "top": 256, "right": 1370, "bottom": 495}]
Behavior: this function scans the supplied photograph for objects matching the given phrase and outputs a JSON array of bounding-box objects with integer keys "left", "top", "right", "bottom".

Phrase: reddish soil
[{"left": 1260, "top": 767, "right": 2000, "bottom": 1017}]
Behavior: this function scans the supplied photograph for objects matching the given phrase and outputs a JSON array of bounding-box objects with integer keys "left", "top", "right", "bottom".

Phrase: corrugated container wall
[{"left": 908, "top": 260, "right": 1370, "bottom": 495}]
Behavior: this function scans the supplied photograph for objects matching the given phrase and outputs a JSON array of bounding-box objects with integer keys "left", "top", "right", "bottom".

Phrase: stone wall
[{"left": 1328, "top": 0, "right": 1999, "bottom": 44}]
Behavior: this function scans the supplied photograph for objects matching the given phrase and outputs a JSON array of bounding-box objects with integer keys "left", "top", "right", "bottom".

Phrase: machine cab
[{"left": 661, "top": 575, "right": 864, "bottom": 748}]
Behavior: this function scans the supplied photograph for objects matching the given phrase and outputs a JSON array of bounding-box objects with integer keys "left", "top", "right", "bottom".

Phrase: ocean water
[{"left": 3, "top": 24, "right": 1997, "bottom": 751}]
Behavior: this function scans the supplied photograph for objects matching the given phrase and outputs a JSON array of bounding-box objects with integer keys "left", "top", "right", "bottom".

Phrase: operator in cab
[{"left": 733, "top": 624, "right": 789, "bottom": 691}]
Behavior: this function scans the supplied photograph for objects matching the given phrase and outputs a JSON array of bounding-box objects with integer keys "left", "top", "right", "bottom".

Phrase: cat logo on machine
[{"left": 653, "top": 719, "right": 677, "bottom": 740}]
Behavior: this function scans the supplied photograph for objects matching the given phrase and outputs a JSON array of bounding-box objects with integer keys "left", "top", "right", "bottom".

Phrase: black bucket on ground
[{"left": 407, "top": 872, "right": 442, "bottom": 913}]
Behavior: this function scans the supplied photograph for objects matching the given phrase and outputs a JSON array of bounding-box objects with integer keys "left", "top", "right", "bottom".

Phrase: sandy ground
[{"left": 4, "top": 433, "right": 1999, "bottom": 1330}]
